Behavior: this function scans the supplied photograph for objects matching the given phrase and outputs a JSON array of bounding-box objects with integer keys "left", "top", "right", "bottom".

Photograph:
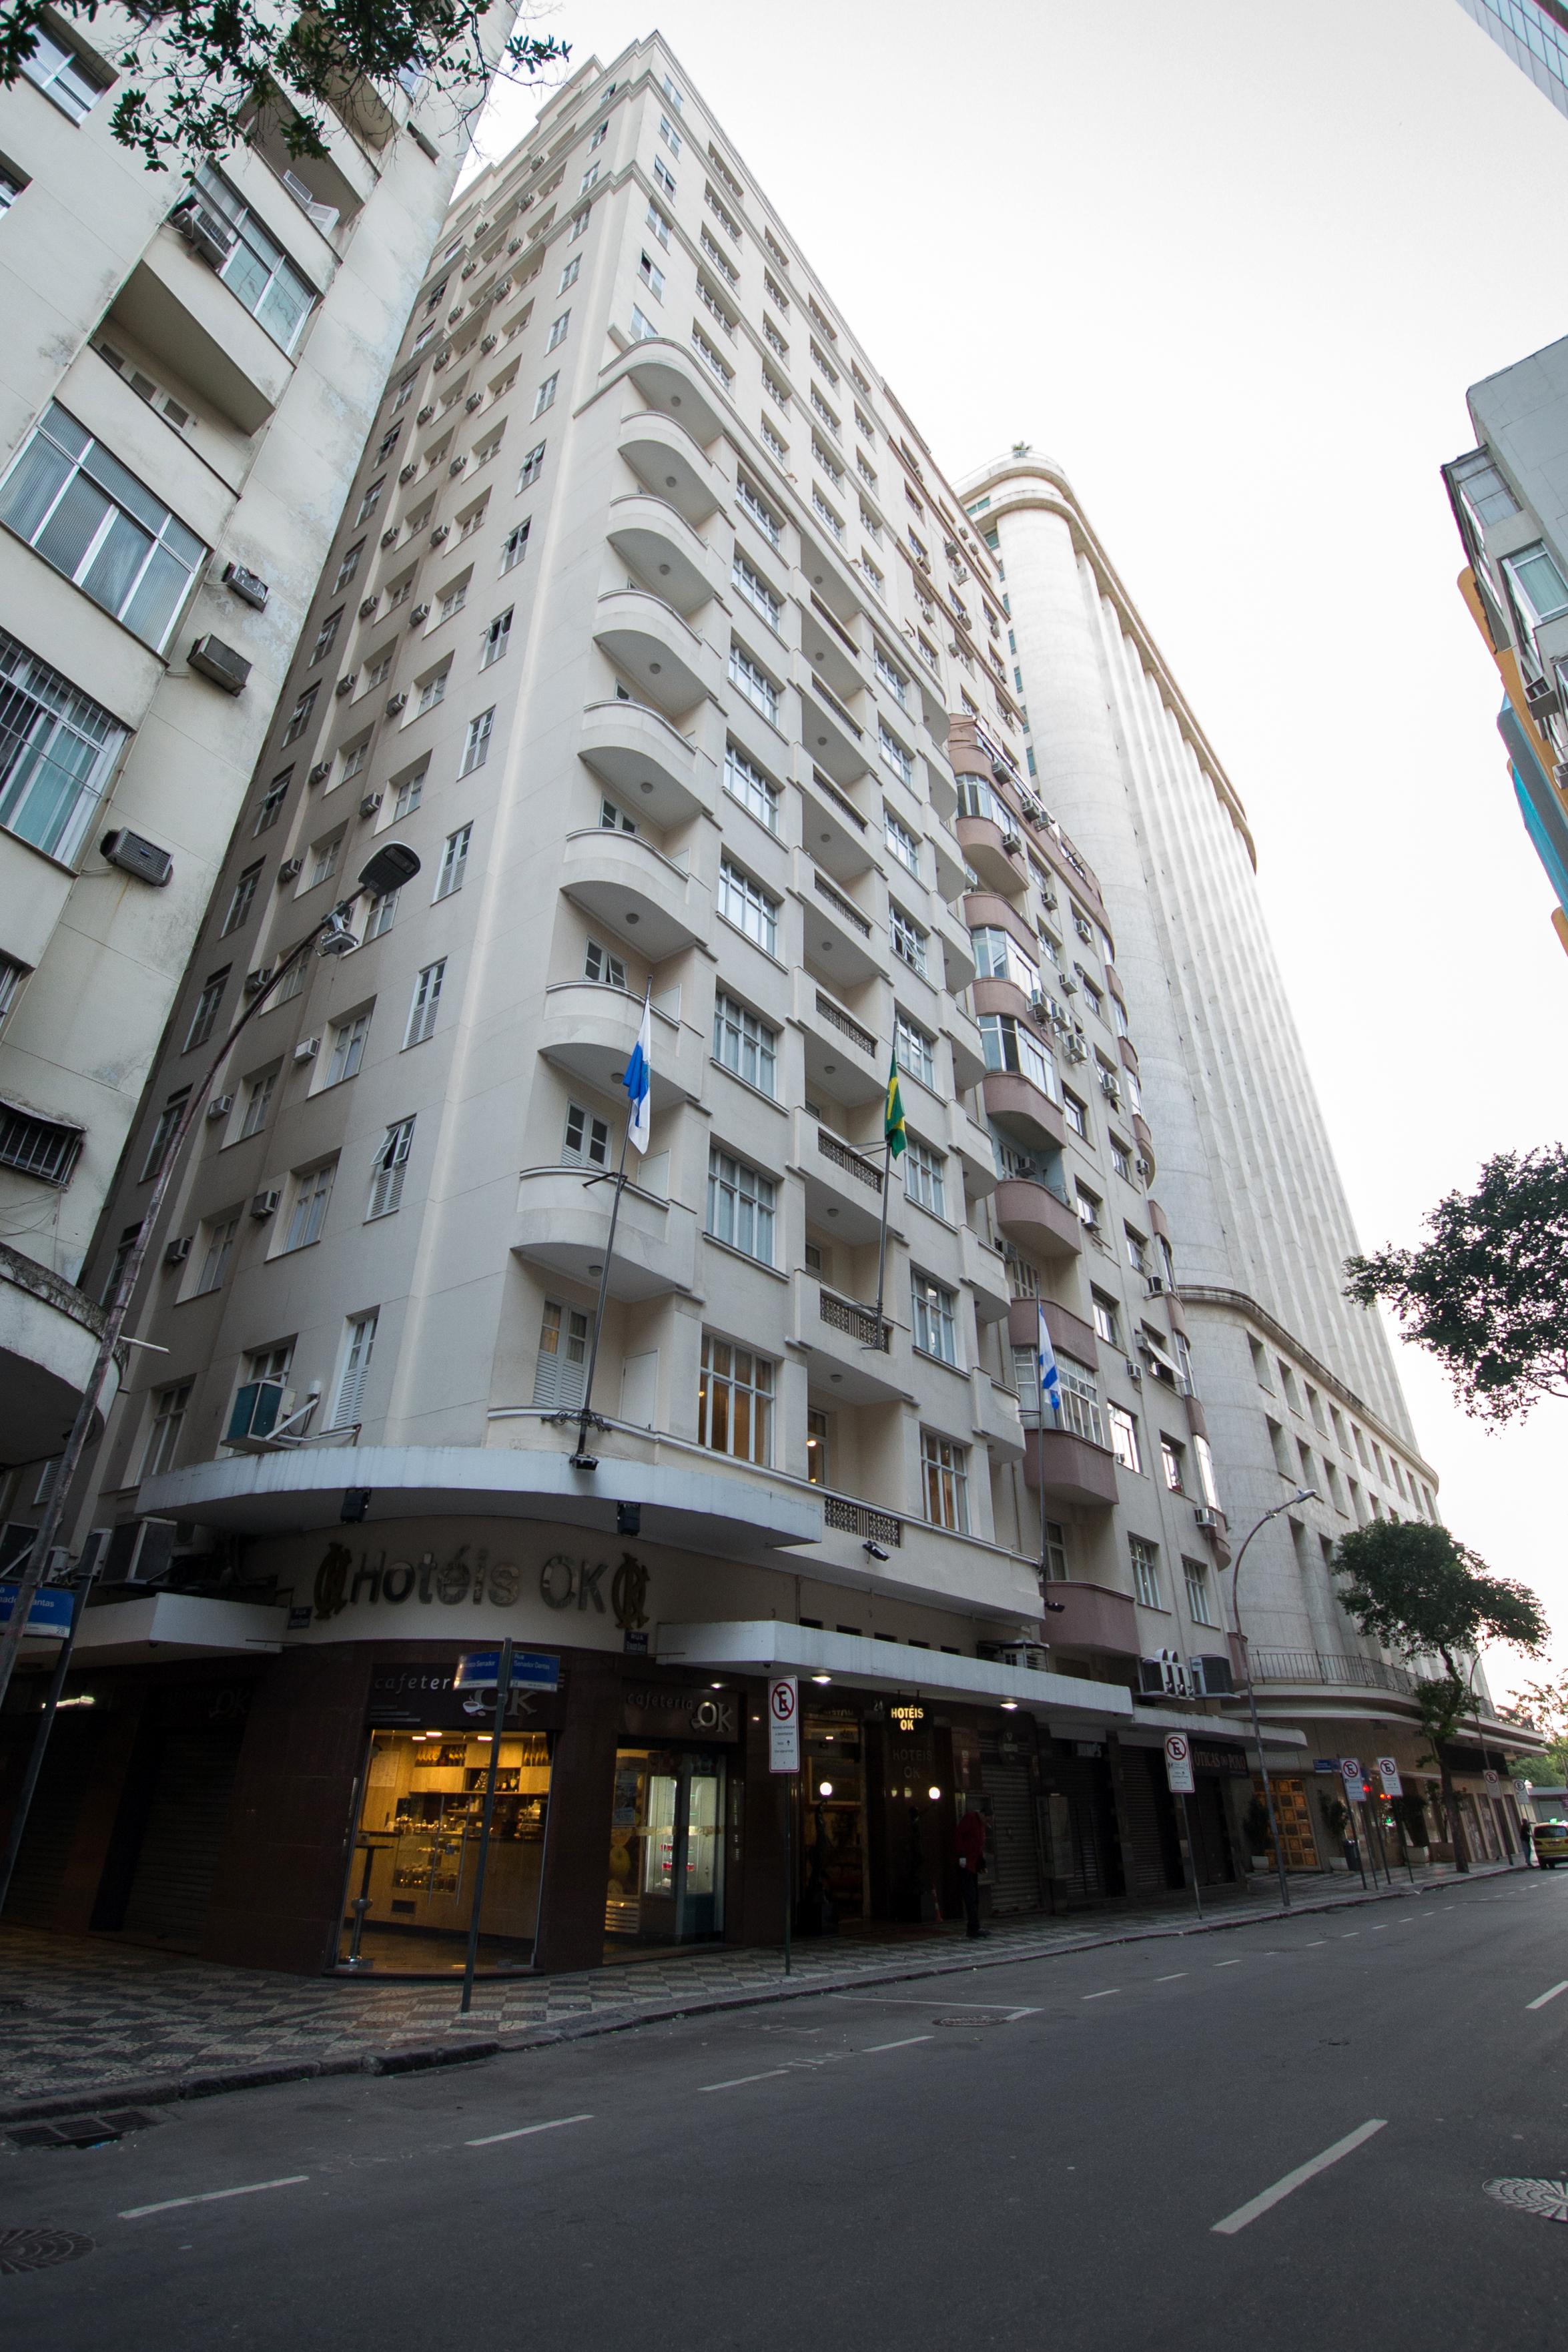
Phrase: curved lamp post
[
  {"left": 1229, "top": 1487, "right": 1316, "bottom": 1912},
  {"left": 0, "top": 842, "right": 421, "bottom": 1735}
]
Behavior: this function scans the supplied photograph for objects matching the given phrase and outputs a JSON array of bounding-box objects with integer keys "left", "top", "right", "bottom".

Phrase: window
[
  {"left": 19, "top": 24, "right": 105, "bottom": 120},
  {"left": 659, "top": 111, "right": 682, "bottom": 153},
  {"left": 183, "top": 969, "right": 228, "bottom": 1052},
  {"left": 737, "top": 477, "right": 782, "bottom": 548},
  {"left": 873, "top": 645, "right": 908, "bottom": 707},
  {"left": 646, "top": 202, "right": 671, "bottom": 248},
  {"left": 732, "top": 552, "right": 780, "bottom": 628},
  {"left": 283, "top": 1160, "right": 336, "bottom": 1250},
  {"left": 362, "top": 652, "right": 393, "bottom": 695},
  {"left": 877, "top": 724, "right": 913, "bottom": 788},
  {"left": 1124, "top": 1226, "right": 1149, "bottom": 1274},
  {"left": 979, "top": 1013, "right": 1057, "bottom": 1099},
  {"left": 238, "top": 1067, "right": 275, "bottom": 1138},
  {"left": 807, "top": 1408, "right": 830, "bottom": 1487},
  {"left": 308, "top": 831, "right": 342, "bottom": 888},
  {"left": 334, "top": 542, "right": 364, "bottom": 593},
  {"left": 324, "top": 1009, "right": 371, "bottom": 1085},
  {"left": 368, "top": 1118, "right": 414, "bottom": 1218},
  {"left": 1063, "top": 1092, "right": 1086, "bottom": 1139},
  {"left": 763, "top": 316, "right": 787, "bottom": 360},
  {"left": 1076, "top": 1184, "right": 1102, "bottom": 1233},
  {"left": 1160, "top": 1436, "right": 1186, "bottom": 1493},
  {"left": 311, "top": 607, "right": 342, "bottom": 665},
  {"left": 1182, "top": 1557, "right": 1216, "bottom": 1627},
  {"left": 718, "top": 855, "right": 779, "bottom": 955},
  {"left": 0, "top": 405, "right": 205, "bottom": 652},
  {"left": 252, "top": 775, "right": 290, "bottom": 841},
  {"left": 328, "top": 1310, "right": 378, "bottom": 1429},
  {"left": 638, "top": 250, "right": 665, "bottom": 300},
  {"left": 0, "top": 628, "right": 125, "bottom": 866},
  {"left": 762, "top": 418, "right": 787, "bottom": 462},
  {"left": 895, "top": 1012, "right": 935, "bottom": 1090},
  {"left": 1091, "top": 1292, "right": 1119, "bottom": 1346},
  {"left": 1110, "top": 1138, "right": 1132, "bottom": 1183},
  {"left": 578, "top": 162, "right": 600, "bottom": 195},
  {"left": 459, "top": 708, "right": 494, "bottom": 773},
  {"left": 904, "top": 1134, "right": 946, "bottom": 1218},
  {"left": 691, "top": 326, "right": 733, "bottom": 388},
  {"left": 389, "top": 763, "right": 424, "bottom": 823},
  {"left": 723, "top": 740, "right": 781, "bottom": 831},
  {"left": 584, "top": 937, "right": 625, "bottom": 988},
  {"left": 707, "top": 1146, "right": 777, "bottom": 1264},
  {"left": 655, "top": 156, "right": 677, "bottom": 196},
  {"left": 192, "top": 1214, "right": 238, "bottom": 1297},
  {"left": 140, "top": 1382, "right": 191, "bottom": 1481},
  {"left": 438, "top": 579, "right": 468, "bottom": 623},
  {"left": 570, "top": 208, "right": 590, "bottom": 242},
  {"left": 434, "top": 824, "right": 470, "bottom": 899},
  {"left": 562, "top": 1101, "right": 611, "bottom": 1169},
  {"left": 1451, "top": 449, "right": 1518, "bottom": 530},
  {"left": 518, "top": 440, "right": 546, "bottom": 489},
  {"left": 355, "top": 474, "right": 387, "bottom": 524},
  {"left": 921, "top": 1430, "right": 969, "bottom": 1533},
  {"left": 532, "top": 374, "right": 558, "bottom": 418},
  {"left": 629, "top": 304, "right": 659, "bottom": 344},
  {"left": 0, "top": 951, "right": 25, "bottom": 1031},
  {"left": 885, "top": 808, "right": 920, "bottom": 877},
  {"left": 970, "top": 927, "right": 1040, "bottom": 998},
  {"left": 404, "top": 958, "right": 445, "bottom": 1046},
  {"left": 1504, "top": 542, "right": 1568, "bottom": 625},
  {"left": 911, "top": 1272, "right": 957, "bottom": 1364},
  {"left": 698, "top": 1334, "right": 773, "bottom": 1465},
  {"left": 500, "top": 520, "right": 530, "bottom": 574},
  {"left": 532, "top": 1298, "right": 589, "bottom": 1410},
  {"left": 282, "top": 684, "right": 318, "bottom": 743},
  {"left": 1129, "top": 1535, "right": 1160, "bottom": 1609},
  {"left": 811, "top": 487, "right": 843, "bottom": 540},
  {"left": 546, "top": 310, "right": 570, "bottom": 352},
  {"left": 599, "top": 795, "right": 637, "bottom": 834},
  {"left": 338, "top": 737, "right": 370, "bottom": 787},
  {"left": 713, "top": 991, "right": 777, "bottom": 1096},
  {"left": 1109, "top": 1405, "right": 1142, "bottom": 1475},
  {"left": 890, "top": 904, "right": 928, "bottom": 978}
]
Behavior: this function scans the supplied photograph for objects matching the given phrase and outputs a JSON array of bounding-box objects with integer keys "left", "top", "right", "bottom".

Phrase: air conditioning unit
[
  {"left": 447, "top": 306, "right": 464, "bottom": 326},
  {"left": 410, "top": 602, "right": 431, "bottom": 625},
  {"left": 1099, "top": 1073, "right": 1121, "bottom": 1101},
  {"left": 100, "top": 1517, "right": 176, "bottom": 1587},
  {"left": 480, "top": 334, "right": 499, "bottom": 353},
  {"left": 358, "top": 792, "right": 383, "bottom": 819},
  {"left": 334, "top": 673, "right": 357, "bottom": 697},
  {"left": 1552, "top": 760, "right": 1568, "bottom": 791},
  {"left": 1138, "top": 1651, "right": 1191, "bottom": 1699},
  {"left": 1146, "top": 1274, "right": 1166, "bottom": 1296},
  {"left": 1135, "top": 1334, "right": 1154, "bottom": 1357},
  {"left": 1524, "top": 675, "right": 1560, "bottom": 719},
  {"left": 1124, "top": 1358, "right": 1142, "bottom": 1383},
  {"left": 164, "top": 1234, "right": 191, "bottom": 1265},
  {"left": 1040, "top": 889, "right": 1058, "bottom": 911},
  {"left": 294, "top": 1036, "right": 320, "bottom": 1063},
  {"left": 448, "top": 456, "right": 467, "bottom": 477},
  {"left": 465, "top": 391, "right": 484, "bottom": 411},
  {"left": 386, "top": 691, "right": 408, "bottom": 715},
  {"left": 100, "top": 827, "right": 173, "bottom": 887},
  {"left": 222, "top": 561, "right": 269, "bottom": 611},
  {"left": 226, "top": 1378, "right": 290, "bottom": 1447},
  {"left": 1194, "top": 1505, "right": 1221, "bottom": 1533},
  {"left": 432, "top": 351, "right": 450, "bottom": 371},
  {"left": 1066, "top": 1036, "right": 1088, "bottom": 1063},
  {"left": 1059, "top": 972, "right": 1078, "bottom": 994},
  {"left": 508, "top": 237, "right": 524, "bottom": 254},
  {"left": 205, "top": 1094, "right": 233, "bottom": 1121},
  {"left": 250, "top": 1188, "right": 279, "bottom": 1218},
  {"left": 430, "top": 525, "right": 450, "bottom": 546},
  {"left": 278, "top": 857, "right": 303, "bottom": 883},
  {"left": 244, "top": 966, "right": 271, "bottom": 994},
  {"left": 187, "top": 635, "right": 251, "bottom": 694},
  {"left": 460, "top": 259, "right": 478, "bottom": 280},
  {"left": 380, "top": 527, "right": 399, "bottom": 549},
  {"left": 398, "top": 463, "right": 418, "bottom": 484},
  {"left": 1189, "top": 1654, "right": 1235, "bottom": 1697},
  {"left": 176, "top": 202, "right": 238, "bottom": 269},
  {"left": 416, "top": 404, "right": 436, "bottom": 424},
  {"left": 307, "top": 761, "right": 331, "bottom": 785}
]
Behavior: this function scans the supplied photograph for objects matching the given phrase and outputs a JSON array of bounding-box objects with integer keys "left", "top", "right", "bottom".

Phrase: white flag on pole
[
  {"left": 623, "top": 990, "right": 653, "bottom": 1154},
  {"left": 1037, "top": 1302, "right": 1063, "bottom": 1423}
]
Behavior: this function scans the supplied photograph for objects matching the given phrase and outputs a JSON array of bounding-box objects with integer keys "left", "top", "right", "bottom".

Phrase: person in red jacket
[{"left": 956, "top": 1797, "right": 988, "bottom": 1938}]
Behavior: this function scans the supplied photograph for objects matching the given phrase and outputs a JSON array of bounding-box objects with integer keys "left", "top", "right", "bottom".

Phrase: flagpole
[
  {"left": 872, "top": 1154, "right": 893, "bottom": 1338},
  {"left": 875, "top": 1048, "right": 906, "bottom": 1342},
  {"left": 570, "top": 986, "right": 651, "bottom": 1468}
]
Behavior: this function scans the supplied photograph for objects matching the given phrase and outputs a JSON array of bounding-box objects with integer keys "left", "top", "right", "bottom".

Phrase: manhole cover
[
  {"left": 933, "top": 2016, "right": 1008, "bottom": 2028},
  {"left": 1485, "top": 2177, "right": 1568, "bottom": 2223},
  {"left": 0, "top": 2226, "right": 94, "bottom": 2277}
]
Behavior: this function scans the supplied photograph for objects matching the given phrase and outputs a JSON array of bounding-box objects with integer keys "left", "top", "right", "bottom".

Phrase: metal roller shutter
[
  {"left": 982, "top": 1753, "right": 1041, "bottom": 1916},
  {"left": 121, "top": 1725, "right": 244, "bottom": 1950}
]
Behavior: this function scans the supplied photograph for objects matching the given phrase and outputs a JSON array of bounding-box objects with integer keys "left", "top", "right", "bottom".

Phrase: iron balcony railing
[
  {"left": 817, "top": 1128, "right": 883, "bottom": 1193},
  {"left": 1249, "top": 1649, "right": 1419, "bottom": 1699},
  {"left": 814, "top": 990, "right": 876, "bottom": 1057}
]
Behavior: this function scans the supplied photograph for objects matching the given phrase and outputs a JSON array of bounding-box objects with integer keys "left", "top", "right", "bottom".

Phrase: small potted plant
[
  {"left": 1394, "top": 1790, "right": 1429, "bottom": 1864},
  {"left": 1320, "top": 1793, "right": 1354, "bottom": 1871},
  {"left": 1242, "top": 1794, "right": 1272, "bottom": 1872}
]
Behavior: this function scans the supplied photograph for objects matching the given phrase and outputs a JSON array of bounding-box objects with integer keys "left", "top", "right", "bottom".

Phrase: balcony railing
[
  {"left": 809, "top": 672, "right": 862, "bottom": 738},
  {"left": 820, "top": 1288, "right": 889, "bottom": 1349},
  {"left": 815, "top": 990, "right": 876, "bottom": 1057},
  {"left": 809, "top": 591, "right": 859, "bottom": 660},
  {"left": 817, "top": 1128, "right": 883, "bottom": 1192},
  {"left": 1249, "top": 1649, "right": 1419, "bottom": 1698},
  {"left": 809, "top": 764, "right": 866, "bottom": 831},
  {"left": 813, "top": 869, "right": 871, "bottom": 937},
  {"left": 823, "top": 1493, "right": 901, "bottom": 1546}
]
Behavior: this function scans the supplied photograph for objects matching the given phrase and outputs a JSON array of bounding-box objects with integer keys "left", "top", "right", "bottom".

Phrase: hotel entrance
[{"left": 605, "top": 1748, "right": 726, "bottom": 1946}]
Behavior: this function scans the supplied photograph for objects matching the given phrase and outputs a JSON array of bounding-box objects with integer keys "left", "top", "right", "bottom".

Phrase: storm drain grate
[
  {"left": 0, "top": 2226, "right": 95, "bottom": 2277},
  {"left": 1485, "top": 2177, "right": 1568, "bottom": 2223},
  {"left": 5, "top": 2108, "right": 162, "bottom": 2152}
]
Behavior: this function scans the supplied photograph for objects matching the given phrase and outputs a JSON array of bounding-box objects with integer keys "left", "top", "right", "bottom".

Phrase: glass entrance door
[{"left": 606, "top": 1748, "right": 725, "bottom": 1946}]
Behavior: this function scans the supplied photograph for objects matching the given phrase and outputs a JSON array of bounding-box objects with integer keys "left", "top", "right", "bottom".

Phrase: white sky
[{"left": 468, "top": 0, "right": 1568, "bottom": 1702}]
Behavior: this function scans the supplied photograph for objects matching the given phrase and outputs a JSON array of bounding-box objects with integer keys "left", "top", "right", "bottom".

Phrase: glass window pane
[
  {"left": 33, "top": 471, "right": 112, "bottom": 580},
  {"left": 81, "top": 508, "right": 153, "bottom": 619},
  {"left": 0, "top": 436, "right": 73, "bottom": 542},
  {"left": 121, "top": 541, "right": 189, "bottom": 649}
]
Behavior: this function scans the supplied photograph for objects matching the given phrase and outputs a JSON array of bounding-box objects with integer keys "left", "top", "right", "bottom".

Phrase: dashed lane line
[
  {"left": 1213, "top": 1960, "right": 1242, "bottom": 1969},
  {"left": 1155, "top": 1972, "right": 1188, "bottom": 1982},
  {"left": 1081, "top": 1990, "right": 1121, "bottom": 2001},
  {"left": 466, "top": 2114, "right": 593, "bottom": 2146},
  {"left": 699, "top": 2069, "right": 791, "bottom": 2093},
  {"left": 121, "top": 2177, "right": 309, "bottom": 2221},
  {"left": 861, "top": 2036, "right": 933, "bottom": 2053},
  {"left": 1525, "top": 1982, "right": 1568, "bottom": 2012},
  {"left": 1212, "top": 2121, "right": 1388, "bottom": 2237}
]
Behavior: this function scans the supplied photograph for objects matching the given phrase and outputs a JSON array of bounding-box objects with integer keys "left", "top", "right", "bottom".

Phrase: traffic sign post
[
  {"left": 1339, "top": 1758, "right": 1370, "bottom": 1888},
  {"left": 1164, "top": 1735, "right": 1202, "bottom": 1920},
  {"left": 769, "top": 1678, "right": 799, "bottom": 1975}
]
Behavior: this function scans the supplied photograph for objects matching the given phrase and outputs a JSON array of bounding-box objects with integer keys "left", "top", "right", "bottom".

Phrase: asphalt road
[{"left": 4, "top": 1875, "right": 1567, "bottom": 2351}]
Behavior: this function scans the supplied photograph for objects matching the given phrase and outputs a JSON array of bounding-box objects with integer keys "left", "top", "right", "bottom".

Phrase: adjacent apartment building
[
  {"left": 1453, "top": 0, "right": 1568, "bottom": 115},
  {"left": 1441, "top": 334, "right": 1568, "bottom": 956},
  {"left": 0, "top": 3, "right": 515, "bottom": 1476},
  {"left": 0, "top": 40, "right": 1318, "bottom": 1973},
  {"left": 960, "top": 450, "right": 1531, "bottom": 1870}
]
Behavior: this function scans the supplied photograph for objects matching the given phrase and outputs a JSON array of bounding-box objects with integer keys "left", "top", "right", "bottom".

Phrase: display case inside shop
[{"left": 339, "top": 1729, "right": 552, "bottom": 1970}]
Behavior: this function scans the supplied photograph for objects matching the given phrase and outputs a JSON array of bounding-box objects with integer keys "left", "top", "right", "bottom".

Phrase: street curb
[{"left": 0, "top": 1863, "right": 1521, "bottom": 2126}]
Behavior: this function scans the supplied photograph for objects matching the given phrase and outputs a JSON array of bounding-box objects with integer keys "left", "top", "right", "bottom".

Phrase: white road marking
[
  {"left": 120, "top": 2177, "right": 309, "bottom": 2221},
  {"left": 1212, "top": 2120, "right": 1387, "bottom": 2236},
  {"left": 466, "top": 2114, "right": 593, "bottom": 2146},
  {"left": 698, "top": 2068, "right": 791, "bottom": 2092},
  {"left": 1213, "top": 1960, "right": 1242, "bottom": 1969},
  {"left": 1525, "top": 1980, "right": 1568, "bottom": 2012},
  {"left": 1156, "top": 1972, "right": 1187, "bottom": 1982},
  {"left": 1372, "top": 1925, "right": 1389, "bottom": 1932},
  {"left": 861, "top": 2035, "right": 933, "bottom": 2053},
  {"left": 1340, "top": 1932, "right": 1359, "bottom": 1939},
  {"left": 1082, "top": 1989, "right": 1120, "bottom": 2001},
  {"left": 1305, "top": 1939, "right": 1326, "bottom": 1946},
  {"left": 829, "top": 1995, "right": 1039, "bottom": 2014}
]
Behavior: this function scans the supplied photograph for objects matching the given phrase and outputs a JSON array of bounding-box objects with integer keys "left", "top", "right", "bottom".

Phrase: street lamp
[
  {"left": 1229, "top": 1487, "right": 1316, "bottom": 1913},
  {"left": 0, "top": 843, "right": 421, "bottom": 1733}
]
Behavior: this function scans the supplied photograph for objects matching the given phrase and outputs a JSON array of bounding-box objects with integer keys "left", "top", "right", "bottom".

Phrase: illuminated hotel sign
[{"left": 889, "top": 1701, "right": 927, "bottom": 1732}]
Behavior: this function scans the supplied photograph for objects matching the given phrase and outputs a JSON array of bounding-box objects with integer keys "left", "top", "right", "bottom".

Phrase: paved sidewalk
[{"left": 0, "top": 1860, "right": 1521, "bottom": 2124}]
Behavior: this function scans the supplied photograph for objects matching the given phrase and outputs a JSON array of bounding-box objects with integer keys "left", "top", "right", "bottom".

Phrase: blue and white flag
[
  {"left": 624, "top": 990, "right": 653, "bottom": 1154},
  {"left": 1037, "top": 1303, "right": 1063, "bottom": 1423}
]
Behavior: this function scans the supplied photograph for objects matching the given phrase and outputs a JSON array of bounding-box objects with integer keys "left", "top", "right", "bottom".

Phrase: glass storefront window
[
  {"left": 339, "top": 1727, "right": 551, "bottom": 1972},
  {"left": 607, "top": 1747, "right": 725, "bottom": 1946}
]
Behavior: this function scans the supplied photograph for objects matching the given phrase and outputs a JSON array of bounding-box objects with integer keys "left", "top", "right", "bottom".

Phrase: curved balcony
[
  {"left": 513, "top": 1167, "right": 697, "bottom": 1301},
  {"left": 798, "top": 671, "right": 869, "bottom": 788},
  {"left": 1008, "top": 1296, "right": 1098, "bottom": 1362},
  {"left": 800, "top": 977, "right": 885, "bottom": 1111},
  {"left": 793, "top": 1109, "right": 898, "bottom": 1251},
  {"left": 619, "top": 406, "right": 725, "bottom": 523},
  {"left": 947, "top": 1100, "right": 997, "bottom": 1200},
  {"left": 973, "top": 974, "right": 1034, "bottom": 1025},
  {"left": 971, "top": 1367, "right": 1025, "bottom": 1461},
  {"left": 955, "top": 813, "right": 1027, "bottom": 895},
  {"left": 578, "top": 698, "right": 715, "bottom": 829},
  {"left": 933, "top": 904, "right": 977, "bottom": 994},
  {"left": 994, "top": 1175, "right": 1081, "bottom": 1259},
  {"left": 790, "top": 1269, "right": 911, "bottom": 1405},
  {"left": 982, "top": 1069, "right": 1066, "bottom": 1155},
  {"left": 1, "top": 1244, "right": 117, "bottom": 1467},
  {"left": 607, "top": 492, "right": 718, "bottom": 618},
  {"left": 1038, "top": 1580, "right": 1141, "bottom": 1661},
  {"left": 593, "top": 589, "right": 717, "bottom": 717},
  {"left": 945, "top": 1002, "right": 987, "bottom": 1094},
  {"left": 561, "top": 829, "right": 707, "bottom": 959},
  {"left": 1132, "top": 1112, "right": 1156, "bottom": 1181},
  {"left": 623, "top": 338, "right": 729, "bottom": 449},
  {"left": 961, "top": 1226, "right": 1011, "bottom": 1324},
  {"left": 801, "top": 861, "right": 882, "bottom": 989},
  {"left": 538, "top": 984, "right": 703, "bottom": 1108},
  {"left": 1023, "top": 1425, "right": 1119, "bottom": 1510}
]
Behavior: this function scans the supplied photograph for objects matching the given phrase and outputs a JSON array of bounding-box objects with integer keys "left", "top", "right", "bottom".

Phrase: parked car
[{"left": 1531, "top": 1821, "right": 1568, "bottom": 1868}]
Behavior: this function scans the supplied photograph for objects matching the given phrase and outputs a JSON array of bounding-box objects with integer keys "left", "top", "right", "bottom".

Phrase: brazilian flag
[{"left": 884, "top": 1051, "right": 907, "bottom": 1160}]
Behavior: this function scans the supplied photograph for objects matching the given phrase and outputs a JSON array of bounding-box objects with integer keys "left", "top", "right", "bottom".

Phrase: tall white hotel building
[{"left": 0, "top": 37, "right": 1529, "bottom": 1972}]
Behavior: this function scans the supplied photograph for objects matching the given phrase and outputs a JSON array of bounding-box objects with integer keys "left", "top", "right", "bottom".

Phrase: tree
[
  {"left": 1344, "top": 1147, "right": 1568, "bottom": 1427},
  {"left": 1506, "top": 1668, "right": 1568, "bottom": 1788},
  {"left": 1333, "top": 1519, "right": 1547, "bottom": 1872},
  {"left": 0, "top": 1, "right": 566, "bottom": 175}
]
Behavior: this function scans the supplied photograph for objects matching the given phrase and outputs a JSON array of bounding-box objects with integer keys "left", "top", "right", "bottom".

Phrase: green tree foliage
[
  {"left": 1507, "top": 1668, "right": 1568, "bottom": 1787},
  {"left": 1344, "top": 1147, "right": 1568, "bottom": 1427},
  {"left": 0, "top": 0, "right": 566, "bottom": 173},
  {"left": 1333, "top": 1519, "right": 1547, "bottom": 1869}
]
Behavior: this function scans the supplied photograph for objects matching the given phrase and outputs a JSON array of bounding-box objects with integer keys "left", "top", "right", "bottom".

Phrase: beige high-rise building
[
  {"left": 6, "top": 39, "right": 1303, "bottom": 1972},
  {"left": 0, "top": 4, "right": 516, "bottom": 1477}
]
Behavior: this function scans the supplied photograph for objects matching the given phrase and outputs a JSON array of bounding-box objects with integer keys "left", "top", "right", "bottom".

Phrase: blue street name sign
[
  {"left": 0, "top": 1583, "right": 74, "bottom": 1639},
  {"left": 454, "top": 1649, "right": 559, "bottom": 1691}
]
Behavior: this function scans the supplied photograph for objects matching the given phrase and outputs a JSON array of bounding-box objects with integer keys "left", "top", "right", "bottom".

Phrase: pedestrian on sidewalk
[{"left": 957, "top": 1797, "right": 988, "bottom": 1940}]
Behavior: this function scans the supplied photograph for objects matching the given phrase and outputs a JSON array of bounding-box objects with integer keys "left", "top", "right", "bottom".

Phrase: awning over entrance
[
  {"left": 657, "top": 1621, "right": 1136, "bottom": 1726},
  {"left": 49, "top": 1593, "right": 287, "bottom": 1666}
]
